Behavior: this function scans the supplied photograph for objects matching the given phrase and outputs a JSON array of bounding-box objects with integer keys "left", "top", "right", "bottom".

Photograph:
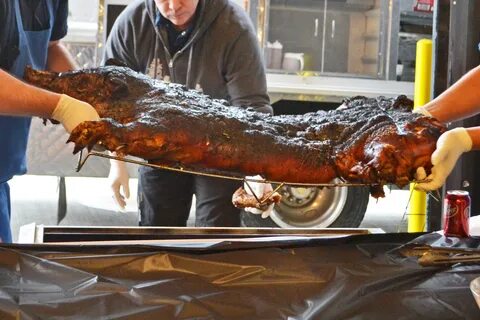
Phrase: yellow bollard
[{"left": 408, "top": 39, "right": 432, "bottom": 232}]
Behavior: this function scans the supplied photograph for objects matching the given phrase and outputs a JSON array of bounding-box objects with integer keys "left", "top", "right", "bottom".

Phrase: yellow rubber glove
[
  {"left": 415, "top": 128, "right": 472, "bottom": 191},
  {"left": 413, "top": 107, "right": 433, "bottom": 117},
  {"left": 51, "top": 94, "right": 99, "bottom": 132}
]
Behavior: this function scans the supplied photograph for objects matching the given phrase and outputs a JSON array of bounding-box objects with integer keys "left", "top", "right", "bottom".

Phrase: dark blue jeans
[
  {"left": 138, "top": 167, "right": 241, "bottom": 227},
  {"left": 0, "top": 182, "right": 12, "bottom": 243}
]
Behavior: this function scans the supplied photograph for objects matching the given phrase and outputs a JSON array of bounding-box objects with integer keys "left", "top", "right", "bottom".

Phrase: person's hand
[
  {"left": 244, "top": 175, "right": 275, "bottom": 219},
  {"left": 108, "top": 156, "right": 130, "bottom": 210},
  {"left": 413, "top": 107, "right": 433, "bottom": 117},
  {"left": 51, "top": 94, "right": 99, "bottom": 133},
  {"left": 414, "top": 166, "right": 427, "bottom": 181},
  {"left": 415, "top": 128, "right": 472, "bottom": 191}
]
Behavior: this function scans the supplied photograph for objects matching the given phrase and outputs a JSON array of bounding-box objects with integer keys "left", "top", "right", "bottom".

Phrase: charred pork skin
[{"left": 24, "top": 65, "right": 446, "bottom": 197}]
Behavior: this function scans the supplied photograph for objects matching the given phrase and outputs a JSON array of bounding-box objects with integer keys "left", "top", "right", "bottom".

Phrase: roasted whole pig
[{"left": 24, "top": 64, "right": 446, "bottom": 197}]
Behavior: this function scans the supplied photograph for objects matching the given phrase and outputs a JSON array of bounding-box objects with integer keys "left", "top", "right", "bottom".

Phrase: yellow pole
[{"left": 408, "top": 39, "right": 432, "bottom": 232}]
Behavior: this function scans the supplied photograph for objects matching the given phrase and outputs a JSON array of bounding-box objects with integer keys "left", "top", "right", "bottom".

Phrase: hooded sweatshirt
[{"left": 103, "top": 0, "right": 272, "bottom": 114}]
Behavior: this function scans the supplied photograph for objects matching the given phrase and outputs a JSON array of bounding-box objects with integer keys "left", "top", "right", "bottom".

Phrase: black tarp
[{"left": 0, "top": 233, "right": 479, "bottom": 319}]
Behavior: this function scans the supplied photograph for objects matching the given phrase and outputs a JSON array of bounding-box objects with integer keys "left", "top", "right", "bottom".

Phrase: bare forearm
[
  {"left": 467, "top": 126, "right": 480, "bottom": 150},
  {"left": 0, "top": 41, "right": 76, "bottom": 116},
  {"left": 47, "top": 41, "right": 78, "bottom": 72},
  {"left": 423, "top": 65, "right": 480, "bottom": 123},
  {"left": 0, "top": 69, "right": 61, "bottom": 117}
]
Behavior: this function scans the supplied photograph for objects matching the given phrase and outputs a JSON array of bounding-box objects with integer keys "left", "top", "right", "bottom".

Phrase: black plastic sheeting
[{"left": 0, "top": 233, "right": 479, "bottom": 319}]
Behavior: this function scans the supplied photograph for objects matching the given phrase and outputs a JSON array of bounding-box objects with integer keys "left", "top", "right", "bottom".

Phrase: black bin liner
[{"left": 0, "top": 232, "right": 478, "bottom": 319}]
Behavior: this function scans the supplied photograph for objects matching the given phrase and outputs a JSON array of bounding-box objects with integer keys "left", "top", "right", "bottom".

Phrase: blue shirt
[
  {"left": 0, "top": 0, "right": 68, "bottom": 183},
  {"left": 0, "top": 0, "right": 67, "bottom": 70}
]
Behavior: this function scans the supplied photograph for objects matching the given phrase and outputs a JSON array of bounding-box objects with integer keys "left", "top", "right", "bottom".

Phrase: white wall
[
  {"left": 232, "top": 0, "right": 246, "bottom": 8},
  {"left": 69, "top": 0, "right": 246, "bottom": 23},
  {"left": 69, "top": 0, "right": 99, "bottom": 22}
]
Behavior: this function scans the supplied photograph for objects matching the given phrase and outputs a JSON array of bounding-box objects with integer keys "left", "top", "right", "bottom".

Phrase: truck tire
[{"left": 240, "top": 183, "right": 369, "bottom": 228}]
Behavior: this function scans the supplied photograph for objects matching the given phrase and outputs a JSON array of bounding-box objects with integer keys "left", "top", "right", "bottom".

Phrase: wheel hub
[
  {"left": 280, "top": 186, "right": 316, "bottom": 207},
  {"left": 270, "top": 180, "right": 349, "bottom": 228}
]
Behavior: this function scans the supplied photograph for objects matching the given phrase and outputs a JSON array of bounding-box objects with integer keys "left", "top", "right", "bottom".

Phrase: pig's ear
[
  {"left": 23, "top": 66, "right": 58, "bottom": 88},
  {"left": 108, "top": 77, "right": 129, "bottom": 99},
  {"left": 104, "top": 58, "right": 128, "bottom": 67}
]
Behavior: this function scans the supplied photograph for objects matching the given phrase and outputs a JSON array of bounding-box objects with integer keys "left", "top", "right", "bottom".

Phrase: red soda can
[{"left": 443, "top": 190, "right": 470, "bottom": 237}]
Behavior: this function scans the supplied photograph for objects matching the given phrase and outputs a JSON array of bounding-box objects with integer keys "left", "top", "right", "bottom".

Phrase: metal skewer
[
  {"left": 399, "top": 245, "right": 480, "bottom": 267},
  {"left": 76, "top": 150, "right": 397, "bottom": 188},
  {"left": 244, "top": 179, "right": 285, "bottom": 206},
  {"left": 77, "top": 150, "right": 435, "bottom": 209},
  {"left": 400, "top": 245, "right": 479, "bottom": 257},
  {"left": 418, "top": 252, "right": 480, "bottom": 266},
  {"left": 410, "top": 245, "right": 479, "bottom": 255}
]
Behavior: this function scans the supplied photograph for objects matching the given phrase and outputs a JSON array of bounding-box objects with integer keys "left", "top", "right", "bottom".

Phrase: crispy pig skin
[{"left": 24, "top": 65, "right": 446, "bottom": 197}]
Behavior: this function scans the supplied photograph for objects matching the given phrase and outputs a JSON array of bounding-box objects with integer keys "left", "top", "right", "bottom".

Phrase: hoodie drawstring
[
  {"left": 153, "top": 35, "right": 158, "bottom": 79},
  {"left": 186, "top": 45, "right": 194, "bottom": 89},
  {"left": 154, "top": 36, "right": 194, "bottom": 89}
]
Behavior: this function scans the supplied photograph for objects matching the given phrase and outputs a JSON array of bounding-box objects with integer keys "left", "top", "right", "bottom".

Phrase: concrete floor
[{"left": 9, "top": 175, "right": 412, "bottom": 242}]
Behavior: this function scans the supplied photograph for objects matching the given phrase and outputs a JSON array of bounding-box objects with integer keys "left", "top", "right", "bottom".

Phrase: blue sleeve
[{"left": 50, "top": 0, "right": 68, "bottom": 41}]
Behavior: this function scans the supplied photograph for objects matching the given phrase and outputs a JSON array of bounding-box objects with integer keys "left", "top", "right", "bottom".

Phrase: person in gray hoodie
[{"left": 104, "top": 0, "right": 273, "bottom": 227}]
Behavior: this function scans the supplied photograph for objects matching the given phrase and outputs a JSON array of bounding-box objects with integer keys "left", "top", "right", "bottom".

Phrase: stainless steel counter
[{"left": 267, "top": 73, "right": 415, "bottom": 103}]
